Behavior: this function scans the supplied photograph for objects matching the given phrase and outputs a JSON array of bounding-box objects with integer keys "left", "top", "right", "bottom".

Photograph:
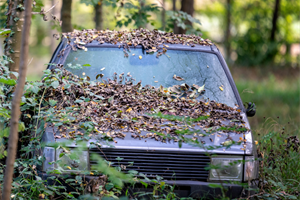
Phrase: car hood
[{"left": 42, "top": 113, "right": 254, "bottom": 155}]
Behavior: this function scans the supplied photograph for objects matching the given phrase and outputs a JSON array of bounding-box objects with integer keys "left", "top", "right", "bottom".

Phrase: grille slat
[
  {"left": 97, "top": 155, "right": 209, "bottom": 162},
  {"left": 90, "top": 161, "right": 208, "bottom": 168},
  {"left": 89, "top": 148, "right": 210, "bottom": 181}
]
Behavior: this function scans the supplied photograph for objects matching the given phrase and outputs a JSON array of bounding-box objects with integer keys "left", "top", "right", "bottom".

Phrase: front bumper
[
  {"left": 128, "top": 180, "right": 253, "bottom": 199},
  {"left": 39, "top": 173, "right": 256, "bottom": 199}
]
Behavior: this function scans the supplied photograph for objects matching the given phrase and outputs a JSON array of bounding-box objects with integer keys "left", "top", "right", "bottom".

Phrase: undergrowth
[{"left": 252, "top": 119, "right": 300, "bottom": 200}]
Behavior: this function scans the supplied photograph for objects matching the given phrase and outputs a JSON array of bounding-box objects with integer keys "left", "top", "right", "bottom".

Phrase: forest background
[
  {"left": 0, "top": 0, "right": 299, "bottom": 199},
  {"left": 0, "top": 0, "right": 299, "bottom": 134}
]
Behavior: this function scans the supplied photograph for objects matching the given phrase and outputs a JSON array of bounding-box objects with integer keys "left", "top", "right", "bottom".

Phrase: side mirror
[{"left": 246, "top": 102, "right": 256, "bottom": 117}]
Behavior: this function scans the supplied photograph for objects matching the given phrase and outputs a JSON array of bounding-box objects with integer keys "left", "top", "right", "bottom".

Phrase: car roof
[{"left": 82, "top": 40, "right": 215, "bottom": 52}]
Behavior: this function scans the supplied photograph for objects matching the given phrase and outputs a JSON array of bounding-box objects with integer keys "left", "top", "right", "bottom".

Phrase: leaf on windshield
[
  {"left": 159, "top": 85, "right": 164, "bottom": 93},
  {"left": 219, "top": 86, "right": 224, "bottom": 91},
  {"left": 35, "top": 67, "right": 248, "bottom": 143},
  {"left": 180, "top": 83, "right": 189, "bottom": 91},
  {"left": 82, "top": 64, "right": 91, "bottom": 67},
  {"left": 198, "top": 84, "right": 205, "bottom": 93},
  {"left": 173, "top": 74, "right": 184, "bottom": 81},
  {"left": 168, "top": 85, "right": 181, "bottom": 94},
  {"left": 191, "top": 84, "right": 204, "bottom": 93},
  {"left": 96, "top": 74, "right": 104, "bottom": 79}
]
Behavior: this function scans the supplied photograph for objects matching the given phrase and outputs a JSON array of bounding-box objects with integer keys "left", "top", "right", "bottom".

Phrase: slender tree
[
  {"left": 94, "top": 1, "right": 103, "bottom": 30},
  {"left": 178, "top": 0, "right": 194, "bottom": 34},
  {"left": 4, "top": 0, "right": 26, "bottom": 72},
  {"left": 172, "top": 0, "right": 179, "bottom": 33},
  {"left": 61, "top": 0, "right": 73, "bottom": 32},
  {"left": 50, "top": 0, "right": 58, "bottom": 53},
  {"left": 225, "top": 0, "right": 232, "bottom": 61},
  {"left": 2, "top": 0, "right": 32, "bottom": 198},
  {"left": 270, "top": 0, "right": 280, "bottom": 41},
  {"left": 138, "top": 0, "right": 145, "bottom": 29},
  {"left": 161, "top": 0, "right": 166, "bottom": 31}
]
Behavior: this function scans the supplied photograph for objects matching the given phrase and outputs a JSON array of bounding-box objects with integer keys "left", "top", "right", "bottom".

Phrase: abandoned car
[{"left": 40, "top": 29, "right": 258, "bottom": 198}]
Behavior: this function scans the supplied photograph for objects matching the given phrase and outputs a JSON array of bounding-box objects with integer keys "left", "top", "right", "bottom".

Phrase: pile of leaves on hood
[
  {"left": 28, "top": 66, "right": 248, "bottom": 145},
  {"left": 61, "top": 28, "right": 213, "bottom": 58}
]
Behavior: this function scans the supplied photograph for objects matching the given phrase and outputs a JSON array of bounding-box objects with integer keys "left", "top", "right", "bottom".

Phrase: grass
[
  {"left": 253, "top": 121, "right": 300, "bottom": 199},
  {"left": 234, "top": 72, "right": 299, "bottom": 136}
]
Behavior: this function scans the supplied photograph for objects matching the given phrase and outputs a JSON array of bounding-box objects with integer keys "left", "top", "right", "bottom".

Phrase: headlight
[
  {"left": 209, "top": 156, "right": 243, "bottom": 181},
  {"left": 55, "top": 148, "right": 89, "bottom": 172},
  {"left": 244, "top": 156, "right": 258, "bottom": 181}
]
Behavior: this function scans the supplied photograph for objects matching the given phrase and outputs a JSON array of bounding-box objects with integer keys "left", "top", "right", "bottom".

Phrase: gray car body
[
  {"left": 47, "top": 39, "right": 255, "bottom": 156},
  {"left": 41, "top": 39, "right": 257, "bottom": 198}
]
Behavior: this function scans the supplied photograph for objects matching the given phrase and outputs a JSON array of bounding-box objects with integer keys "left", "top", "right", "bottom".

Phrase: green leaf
[
  {"left": 208, "top": 183, "right": 223, "bottom": 188},
  {"left": 140, "top": 181, "right": 148, "bottom": 188},
  {"left": 178, "top": 140, "right": 182, "bottom": 148},
  {"left": 82, "top": 64, "right": 91, "bottom": 67},
  {"left": 49, "top": 99, "right": 57, "bottom": 106},
  {"left": 115, "top": 157, "right": 124, "bottom": 161},
  {"left": 75, "top": 99, "right": 83, "bottom": 103},
  {"left": 0, "top": 29, "right": 11, "bottom": 36},
  {"left": 51, "top": 81, "right": 59, "bottom": 89},
  {"left": 95, "top": 95, "right": 104, "bottom": 100},
  {"left": 105, "top": 183, "right": 114, "bottom": 191},
  {"left": 0, "top": 127, "right": 10, "bottom": 137},
  {"left": 108, "top": 96, "right": 114, "bottom": 103},
  {"left": 31, "top": 85, "right": 40, "bottom": 94},
  {"left": 0, "top": 78, "right": 16, "bottom": 86},
  {"left": 18, "top": 122, "right": 25, "bottom": 132}
]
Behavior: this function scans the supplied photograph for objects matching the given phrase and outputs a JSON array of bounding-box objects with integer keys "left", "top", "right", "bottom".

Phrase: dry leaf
[{"left": 173, "top": 74, "right": 184, "bottom": 81}]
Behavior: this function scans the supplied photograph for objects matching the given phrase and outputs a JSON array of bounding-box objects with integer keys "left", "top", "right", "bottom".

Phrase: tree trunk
[
  {"left": 61, "top": 0, "right": 73, "bottom": 33},
  {"left": 225, "top": 0, "right": 231, "bottom": 61},
  {"left": 270, "top": 0, "right": 280, "bottom": 41},
  {"left": 94, "top": 1, "right": 103, "bottom": 30},
  {"left": 138, "top": 0, "right": 145, "bottom": 29},
  {"left": 50, "top": 0, "right": 58, "bottom": 54},
  {"left": 172, "top": 0, "right": 179, "bottom": 33},
  {"left": 161, "top": 0, "right": 165, "bottom": 31},
  {"left": 4, "top": 0, "right": 25, "bottom": 72},
  {"left": 178, "top": 0, "right": 194, "bottom": 34},
  {"left": 2, "top": 0, "right": 32, "bottom": 198}
]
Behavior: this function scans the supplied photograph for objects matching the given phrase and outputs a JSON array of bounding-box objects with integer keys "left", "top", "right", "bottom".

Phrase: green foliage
[
  {"left": 166, "top": 10, "right": 202, "bottom": 35},
  {"left": 115, "top": 0, "right": 159, "bottom": 28},
  {"left": 0, "top": 1, "right": 7, "bottom": 27},
  {"left": 198, "top": 0, "right": 300, "bottom": 67},
  {"left": 256, "top": 130, "right": 300, "bottom": 199}
]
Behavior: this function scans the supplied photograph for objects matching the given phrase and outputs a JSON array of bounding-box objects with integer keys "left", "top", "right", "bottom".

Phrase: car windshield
[{"left": 63, "top": 47, "right": 238, "bottom": 107}]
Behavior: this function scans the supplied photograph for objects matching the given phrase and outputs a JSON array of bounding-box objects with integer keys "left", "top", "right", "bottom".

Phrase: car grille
[{"left": 89, "top": 148, "right": 210, "bottom": 181}]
